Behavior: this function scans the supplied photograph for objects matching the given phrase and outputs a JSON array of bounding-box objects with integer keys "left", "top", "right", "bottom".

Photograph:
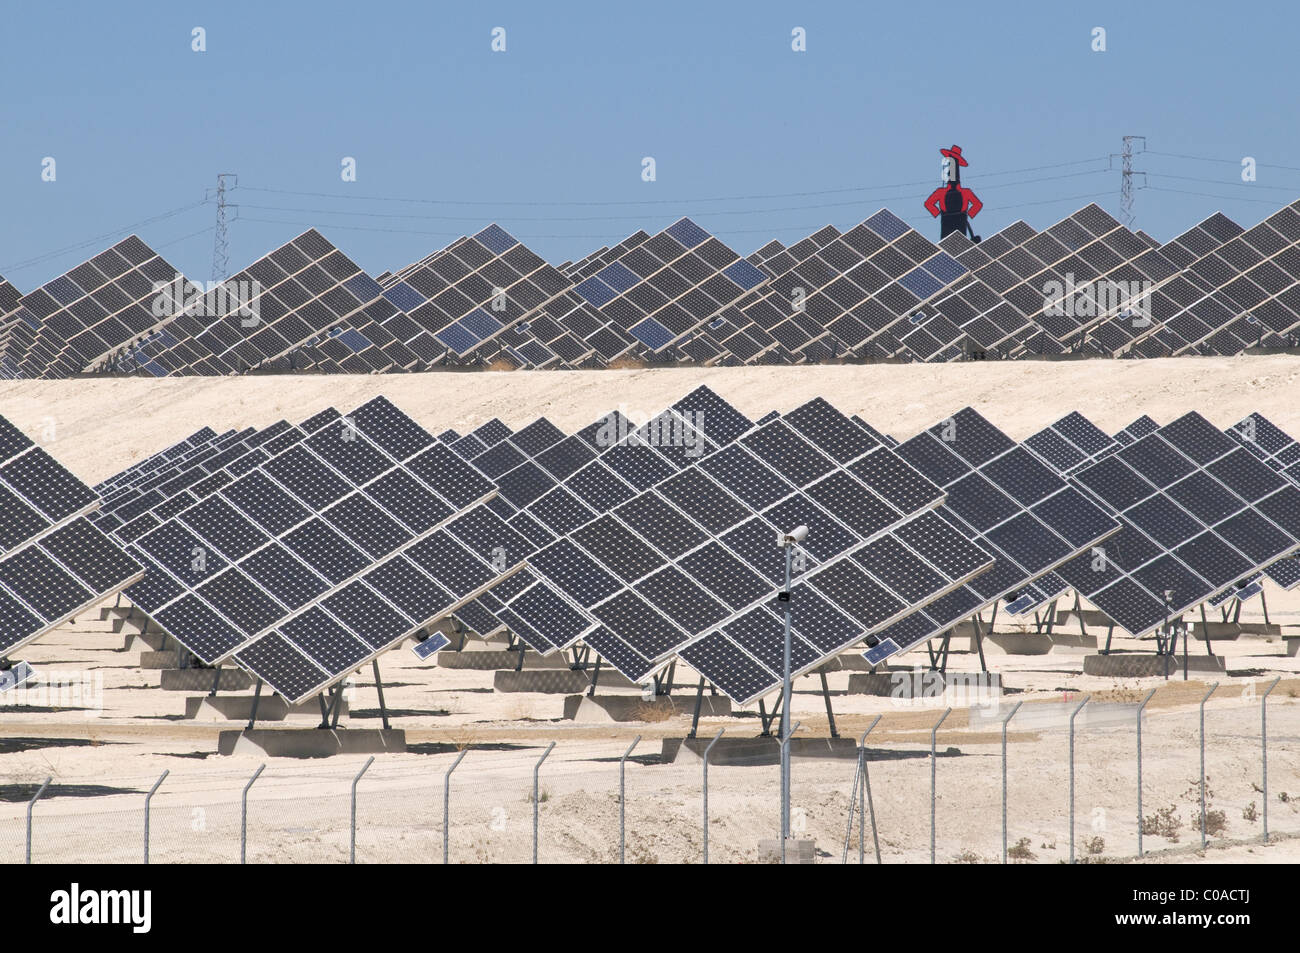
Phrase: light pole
[{"left": 777, "top": 525, "right": 808, "bottom": 864}]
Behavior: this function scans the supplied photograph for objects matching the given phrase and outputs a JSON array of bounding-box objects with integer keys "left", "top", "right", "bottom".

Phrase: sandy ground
[
  {"left": 2, "top": 358, "right": 1300, "bottom": 864},
  {"left": 0, "top": 356, "right": 1298, "bottom": 485}
]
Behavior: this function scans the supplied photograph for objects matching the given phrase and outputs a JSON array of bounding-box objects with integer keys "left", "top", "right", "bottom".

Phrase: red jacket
[{"left": 925, "top": 185, "right": 983, "bottom": 218}]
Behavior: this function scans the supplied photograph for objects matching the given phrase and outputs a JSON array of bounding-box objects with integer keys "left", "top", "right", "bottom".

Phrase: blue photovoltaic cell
[
  {"left": 723, "top": 259, "right": 767, "bottom": 290},
  {"left": 575, "top": 277, "right": 618, "bottom": 307},
  {"left": 336, "top": 329, "right": 370, "bottom": 353},
  {"left": 899, "top": 267, "right": 944, "bottom": 300},
  {"left": 923, "top": 252, "right": 967, "bottom": 284},
  {"left": 412, "top": 632, "right": 452, "bottom": 660},
  {"left": 382, "top": 282, "right": 426, "bottom": 312},
  {"left": 344, "top": 273, "right": 384, "bottom": 302},
  {"left": 596, "top": 261, "right": 640, "bottom": 293},
  {"left": 866, "top": 210, "right": 909, "bottom": 241},
  {"left": 665, "top": 218, "right": 711, "bottom": 248},
  {"left": 460, "top": 308, "right": 503, "bottom": 339},
  {"left": 436, "top": 323, "right": 480, "bottom": 354},
  {"left": 476, "top": 224, "right": 517, "bottom": 255},
  {"left": 630, "top": 318, "right": 675, "bottom": 350}
]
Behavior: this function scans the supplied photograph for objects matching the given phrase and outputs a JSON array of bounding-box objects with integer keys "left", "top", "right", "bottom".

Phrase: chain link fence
[{"left": 3, "top": 690, "right": 1297, "bottom": 864}]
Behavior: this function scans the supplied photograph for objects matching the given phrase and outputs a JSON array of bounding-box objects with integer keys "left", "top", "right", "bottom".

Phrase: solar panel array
[
  {"left": 8, "top": 199, "right": 1300, "bottom": 378},
  {"left": 1028, "top": 411, "right": 1300, "bottom": 637},
  {"left": 0, "top": 415, "right": 143, "bottom": 659},
  {"left": 91, "top": 388, "right": 1300, "bottom": 708},
  {"left": 862, "top": 408, "right": 1122, "bottom": 663}
]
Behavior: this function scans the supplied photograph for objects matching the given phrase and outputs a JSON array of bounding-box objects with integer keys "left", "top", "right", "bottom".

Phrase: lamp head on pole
[{"left": 776, "top": 525, "right": 809, "bottom": 548}]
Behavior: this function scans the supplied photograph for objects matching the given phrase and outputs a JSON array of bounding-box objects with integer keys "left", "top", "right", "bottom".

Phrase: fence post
[
  {"left": 702, "top": 728, "right": 723, "bottom": 864},
  {"left": 532, "top": 742, "right": 555, "bottom": 865},
  {"left": 143, "top": 769, "right": 169, "bottom": 865},
  {"left": 860, "top": 716, "right": 882, "bottom": 865},
  {"left": 1199, "top": 682, "right": 1218, "bottom": 850},
  {"left": 1068, "top": 695, "right": 1090, "bottom": 864},
  {"left": 1001, "top": 701, "right": 1023, "bottom": 864},
  {"left": 930, "top": 707, "right": 951, "bottom": 865},
  {"left": 443, "top": 747, "right": 468, "bottom": 865},
  {"left": 620, "top": 735, "right": 641, "bottom": 864},
  {"left": 1261, "top": 676, "right": 1280, "bottom": 842},
  {"left": 25, "top": 777, "right": 51, "bottom": 865},
  {"left": 241, "top": 763, "right": 265, "bottom": 865},
  {"left": 350, "top": 756, "right": 375, "bottom": 865},
  {"left": 1136, "top": 688, "right": 1156, "bottom": 857}
]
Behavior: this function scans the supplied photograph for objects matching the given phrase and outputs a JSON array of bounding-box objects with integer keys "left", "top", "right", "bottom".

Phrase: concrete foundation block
[
  {"left": 1048, "top": 633, "right": 1099, "bottom": 650},
  {"left": 140, "top": 650, "right": 180, "bottom": 669},
  {"left": 437, "top": 650, "right": 570, "bottom": 671},
  {"left": 183, "top": 694, "right": 347, "bottom": 722},
  {"left": 493, "top": 669, "right": 593, "bottom": 693},
  {"left": 1191, "top": 622, "right": 1241, "bottom": 641},
  {"left": 217, "top": 728, "right": 405, "bottom": 757},
  {"left": 664, "top": 735, "right": 858, "bottom": 765},
  {"left": 1238, "top": 623, "right": 1282, "bottom": 636},
  {"left": 1081, "top": 653, "right": 1227, "bottom": 677},
  {"left": 112, "top": 615, "right": 164, "bottom": 636},
  {"left": 160, "top": 668, "right": 253, "bottom": 692},
  {"left": 1284, "top": 637, "right": 1299, "bottom": 658},
  {"left": 123, "top": 629, "right": 168, "bottom": 652},
  {"left": 848, "top": 671, "right": 945, "bottom": 697},
  {"left": 758, "top": 839, "right": 816, "bottom": 864},
  {"left": 562, "top": 693, "right": 730, "bottom": 722},
  {"left": 987, "top": 633, "right": 1053, "bottom": 655}
]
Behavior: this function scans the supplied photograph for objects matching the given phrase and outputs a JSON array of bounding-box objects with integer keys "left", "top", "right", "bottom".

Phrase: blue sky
[{"left": 1, "top": 0, "right": 1296, "bottom": 289}]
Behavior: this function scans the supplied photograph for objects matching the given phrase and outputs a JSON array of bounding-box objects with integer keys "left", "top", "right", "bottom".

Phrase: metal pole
[
  {"left": 532, "top": 741, "right": 555, "bottom": 864},
  {"left": 350, "top": 755, "right": 374, "bottom": 864},
  {"left": 620, "top": 735, "right": 641, "bottom": 864},
  {"left": 702, "top": 728, "right": 724, "bottom": 864},
  {"left": 1001, "top": 701, "right": 1023, "bottom": 864},
  {"left": 780, "top": 544, "right": 793, "bottom": 862},
  {"left": 1199, "top": 682, "right": 1218, "bottom": 849},
  {"left": 443, "top": 747, "right": 468, "bottom": 864},
  {"left": 1136, "top": 688, "right": 1156, "bottom": 857},
  {"left": 779, "top": 721, "right": 801, "bottom": 864},
  {"left": 143, "top": 769, "right": 169, "bottom": 864},
  {"left": 930, "top": 707, "right": 951, "bottom": 865},
  {"left": 241, "top": 763, "right": 265, "bottom": 865},
  {"left": 25, "top": 777, "right": 50, "bottom": 865},
  {"left": 1068, "top": 695, "right": 1090, "bottom": 864},
  {"left": 861, "top": 716, "right": 881, "bottom": 864},
  {"left": 1262, "top": 676, "right": 1280, "bottom": 842}
]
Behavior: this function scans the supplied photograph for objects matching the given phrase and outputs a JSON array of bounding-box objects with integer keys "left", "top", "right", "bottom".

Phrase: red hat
[{"left": 940, "top": 144, "right": 968, "bottom": 167}]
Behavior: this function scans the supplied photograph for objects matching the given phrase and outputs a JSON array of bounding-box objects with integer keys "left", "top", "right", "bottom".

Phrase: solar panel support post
[
  {"left": 1135, "top": 689, "right": 1156, "bottom": 857},
  {"left": 240, "top": 763, "right": 265, "bottom": 865},
  {"left": 349, "top": 756, "right": 374, "bottom": 864},
  {"left": 929, "top": 708, "right": 951, "bottom": 865},
  {"left": 143, "top": 769, "right": 168, "bottom": 865},
  {"left": 688, "top": 676, "right": 706, "bottom": 739},
  {"left": 317, "top": 691, "right": 330, "bottom": 728},
  {"left": 619, "top": 735, "right": 641, "bottom": 864},
  {"left": 1067, "top": 695, "right": 1090, "bottom": 864},
  {"left": 702, "top": 728, "right": 723, "bottom": 864},
  {"left": 372, "top": 660, "right": 390, "bottom": 731},
  {"left": 532, "top": 742, "right": 555, "bottom": 865},
  {"left": 515, "top": 644, "right": 526, "bottom": 673},
  {"left": 24, "top": 776, "right": 50, "bottom": 865},
  {"left": 1000, "top": 702, "right": 1023, "bottom": 864},
  {"left": 1045, "top": 599, "right": 1058, "bottom": 636},
  {"left": 331, "top": 684, "right": 345, "bottom": 729},
  {"left": 968, "top": 614, "right": 989, "bottom": 674},
  {"left": 818, "top": 670, "right": 839, "bottom": 739},
  {"left": 1259, "top": 590, "right": 1270, "bottom": 627},
  {"left": 1201, "top": 605, "right": 1214, "bottom": 657},
  {"left": 247, "top": 679, "right": 263, "bottom": 730},
  {"left": 587, "top": 656, "right": 603, "bottom": 698},
  {"left": 209, "top": 663, "right": 222, "bottom": 697},
  {"left": 1103, "top": 624, "right": 1114, "bottom": 655},
  {"left": 442, "top": 748, "right": 468, "bottom": 864},
  {"left": 1198, "top": 682, "right": 1218, "bottom": 850},
  {"left": 1261, "top": 676, "right": 1281, "bottom": 842}
]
